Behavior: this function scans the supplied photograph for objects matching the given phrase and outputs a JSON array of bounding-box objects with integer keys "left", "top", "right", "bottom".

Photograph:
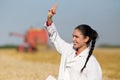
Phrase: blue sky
[{"left": 0, "top": 0, "right": 120, "bottom": 46}]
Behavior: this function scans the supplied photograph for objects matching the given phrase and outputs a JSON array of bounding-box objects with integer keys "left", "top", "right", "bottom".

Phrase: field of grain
[{"left": 0, "top": 48, "right": 119, "bottom": 80}]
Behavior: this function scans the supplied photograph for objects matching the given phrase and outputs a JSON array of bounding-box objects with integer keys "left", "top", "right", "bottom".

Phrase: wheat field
[{"left": 0, "top": 48, "right": 119, "bottom": 80}]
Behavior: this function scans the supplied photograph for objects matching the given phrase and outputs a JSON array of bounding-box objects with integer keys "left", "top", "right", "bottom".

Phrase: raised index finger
[{"left": 51, "top": 4, "right": 57, "bottom": 13}]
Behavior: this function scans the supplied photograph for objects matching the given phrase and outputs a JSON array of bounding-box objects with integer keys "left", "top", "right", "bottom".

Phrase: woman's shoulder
[
  {"left": 89, "top": 55, "right": 98, "bottom": 63},
  {"left": 87, "top": 55, "right": 101, "bottom": 68}
]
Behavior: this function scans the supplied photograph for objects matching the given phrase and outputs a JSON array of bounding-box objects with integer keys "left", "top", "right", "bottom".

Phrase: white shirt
[{"left": 45, "top": 23, "right": 102, "bottom": 80}]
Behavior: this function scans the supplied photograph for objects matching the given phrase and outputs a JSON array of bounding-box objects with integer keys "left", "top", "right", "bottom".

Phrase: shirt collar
[{"left": 77, "top": 48, "right": 90, "bottom": 57}]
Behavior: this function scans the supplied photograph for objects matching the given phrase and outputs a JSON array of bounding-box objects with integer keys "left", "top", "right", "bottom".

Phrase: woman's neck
[{"left": 76, "top": 45, "right": 88, "bottom": 56}]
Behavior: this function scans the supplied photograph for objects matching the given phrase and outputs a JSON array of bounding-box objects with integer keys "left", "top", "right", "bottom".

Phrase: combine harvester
[{"left": 9, "top": 28, "right": 48, "bottom": 52}]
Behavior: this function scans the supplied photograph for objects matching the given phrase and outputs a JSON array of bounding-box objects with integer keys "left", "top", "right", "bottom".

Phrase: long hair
[{"left": 75, "top": 24, "right": 98, "bottom": 72}]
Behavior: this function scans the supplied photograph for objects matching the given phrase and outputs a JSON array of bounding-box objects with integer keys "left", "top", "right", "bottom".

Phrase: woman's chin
[{"left": 73, "top": 45, "right": 78, "bottom": 49}]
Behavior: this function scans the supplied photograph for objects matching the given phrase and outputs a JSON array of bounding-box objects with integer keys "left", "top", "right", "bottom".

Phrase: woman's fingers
[
  {"left": 49, "top": 4, "right": 57, "bottom": 15},
  {"left": 51, "top": 4, "right": 57, "bottom": 14},
  {"left": 48, "top": 4, "right": 57, "bottom": 18}
]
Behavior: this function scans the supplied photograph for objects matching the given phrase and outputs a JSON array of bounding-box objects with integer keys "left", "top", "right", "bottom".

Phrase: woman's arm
[{"left": 45, "top": 4, "right": 71, "bottom": 55}]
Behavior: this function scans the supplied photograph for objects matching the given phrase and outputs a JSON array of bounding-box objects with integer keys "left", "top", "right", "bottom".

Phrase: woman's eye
[{"left": 76, "top": 36, "right": 79, "bottom": 38}]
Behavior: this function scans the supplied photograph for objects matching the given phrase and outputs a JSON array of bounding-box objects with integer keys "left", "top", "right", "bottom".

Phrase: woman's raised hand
[{"left": 47, "top": 4, "right": 57, "bottom": 20}]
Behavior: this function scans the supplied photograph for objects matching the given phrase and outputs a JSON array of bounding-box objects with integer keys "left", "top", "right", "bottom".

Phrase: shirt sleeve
[{"left": 44, "top": 22, "right": 71, "bottom": 55}]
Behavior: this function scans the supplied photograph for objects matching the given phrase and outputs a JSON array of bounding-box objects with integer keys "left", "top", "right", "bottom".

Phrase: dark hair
[{"left": 75, "top": 24, "right": 98, "bottom": 72}]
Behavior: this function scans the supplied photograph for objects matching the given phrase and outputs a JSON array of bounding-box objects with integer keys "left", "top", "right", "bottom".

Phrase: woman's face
[{"left": 72, "top": 29, "right": 89, "bottom": 49}]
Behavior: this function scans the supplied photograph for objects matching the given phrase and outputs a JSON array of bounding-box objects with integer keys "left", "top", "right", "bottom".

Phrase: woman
[{"left": 45, "top": 4, "right": 102, "bottom": 80}]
